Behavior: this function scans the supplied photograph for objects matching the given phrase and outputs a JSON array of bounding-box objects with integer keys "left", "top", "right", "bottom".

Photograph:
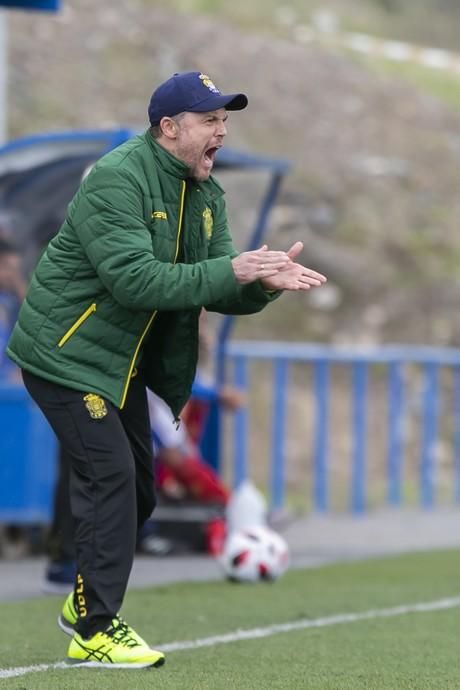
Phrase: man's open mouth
[{"left": 204, "top": 147, "right": 219, "bottom": 165}]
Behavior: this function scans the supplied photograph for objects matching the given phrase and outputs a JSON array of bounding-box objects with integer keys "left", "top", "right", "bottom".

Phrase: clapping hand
[
  {"left": 260, "top": 241, "right": 327, "bottom": 291},
  {"left": 231, "top": 244, "right": 291, "bottom": 284}
]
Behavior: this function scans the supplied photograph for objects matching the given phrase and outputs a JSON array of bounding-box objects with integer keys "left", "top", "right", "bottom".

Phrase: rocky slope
[{"left": 8, "top": 1, "right": 460, "bottom": 346}]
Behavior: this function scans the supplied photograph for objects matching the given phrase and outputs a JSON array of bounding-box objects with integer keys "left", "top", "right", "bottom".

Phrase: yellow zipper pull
[{"left": 58, "top": 303, "right": 96, "bottom": 348}]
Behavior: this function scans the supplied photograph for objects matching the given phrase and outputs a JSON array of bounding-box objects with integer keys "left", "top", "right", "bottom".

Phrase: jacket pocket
[{"left": 57, "top": 302, "right": 96, "bottom": 348}]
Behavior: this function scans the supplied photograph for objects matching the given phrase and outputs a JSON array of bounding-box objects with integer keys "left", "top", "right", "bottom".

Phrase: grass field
[{"left": 2, "top": 550, "right": 460, "bottom": 688}]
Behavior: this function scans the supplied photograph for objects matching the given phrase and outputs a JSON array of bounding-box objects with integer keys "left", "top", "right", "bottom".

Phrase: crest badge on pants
[{"left": 83, "top": 393, "right": 107, "bottom": 419}]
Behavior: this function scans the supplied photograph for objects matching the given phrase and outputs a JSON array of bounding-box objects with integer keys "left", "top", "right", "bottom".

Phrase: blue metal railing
[
  {"left": 3, "top": 342, "right": 460, "bottom": 522},
  {"left": 224, "top": 342, "right": 460, "bottom": 513}
]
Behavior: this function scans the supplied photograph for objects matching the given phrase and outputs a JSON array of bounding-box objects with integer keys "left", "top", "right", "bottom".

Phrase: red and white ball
[{"left": 220, "top": 525, "right": 289, "bottom": 583}]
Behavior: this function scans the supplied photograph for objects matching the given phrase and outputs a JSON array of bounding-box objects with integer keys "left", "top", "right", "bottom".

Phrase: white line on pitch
[
  {"left": 2, "top": 595, "right": 460, "bottom": 680},
  {"left": 160, "top": 595, "right": 460, "bottom": 651}
]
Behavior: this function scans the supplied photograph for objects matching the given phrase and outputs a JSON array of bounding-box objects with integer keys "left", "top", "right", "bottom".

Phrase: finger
[
  {"left": 288, "top": 279, "right": 314, "bottom": 291},
  {"left": 257, "top": 260, "right": 288, "bottom": 274},
  {"left": 286, "top": 241, "right": 304, "bottom": 260},
  {"left": 298, "top": 273, "right": 326, "bottom": 286},
  {"left": 299, "top": 276, "right": 322, "bottom": 286},
  {"left": 291, "top": 269, "right": 325, "bottom": 286},
  {"left": 260, "top": 269, "right": 281, "bottom": 277},
  {"left": 246, "top": 250, "right": 286, "bottom": 265},
  {"left": 263, "top": 261, "right": 290, "bottom": 270},
  {"left": 276, "top": 268, "right": 327, "bottom": 290},
  {"left": 285, "top": 264, "right": 327, "bottom": 282},
  {"left": 251, "top": 260, "right": 290, "bottom": 275},
  {"left": 278, "top": 279, "right": 311, "bottom": 291},
  {"left": 255, "top": 250, "right": 290, "bottom": 264},
  {"left": 302, "top": 268, "right": 327, "bottom": 282}
]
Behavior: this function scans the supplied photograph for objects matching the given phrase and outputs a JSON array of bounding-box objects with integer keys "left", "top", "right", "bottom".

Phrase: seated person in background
[
  {"left": 148, "top": 389, "right": 231, "bottom": 505},
  {"left": 181, "top": 310, "right": 245, "bottom": 457},
  {"left": 0, "top": 239, "right": 28, "bottom": 558},
  {"left": 0, "top": 238, "right": 26, "bottom": 381},
  {"left": 183, "top": 374, "right": 245, "bottom": 446},
  {"left": 138, "top": 386, "right": 243, "bottom": 557},
  {"left": 149, "top": 312, "right": 244, "bottom": 506},
  {"left": 140, "top": 314, "right": 245, "bottom": 556}
]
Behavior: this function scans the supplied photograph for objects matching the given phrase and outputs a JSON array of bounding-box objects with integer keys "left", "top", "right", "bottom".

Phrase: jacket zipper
[
  {"left": 119, "top": 180, "right": 187, "bottom": 409},
  {"left": 57, "top": 302, "right": 96, "bottom": 348}
]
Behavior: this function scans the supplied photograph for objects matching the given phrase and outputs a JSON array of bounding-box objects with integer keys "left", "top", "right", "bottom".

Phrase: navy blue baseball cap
[{"left": 148, "top": 71, "right": 248, "bottom": 125}]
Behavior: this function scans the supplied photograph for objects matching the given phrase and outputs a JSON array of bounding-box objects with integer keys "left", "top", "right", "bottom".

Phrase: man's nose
[{"left": 216, "top": 120, "right": 227, "bottom": 137}]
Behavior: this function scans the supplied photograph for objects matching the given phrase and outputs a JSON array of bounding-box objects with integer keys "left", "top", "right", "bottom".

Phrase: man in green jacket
[{"left": 7, "top": 71, "right": 326, "bottom": 669}]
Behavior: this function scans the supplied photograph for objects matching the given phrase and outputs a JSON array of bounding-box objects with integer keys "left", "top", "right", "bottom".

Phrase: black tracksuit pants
[{"left": 22, "top": 369, "right": 156, "bottom": 639}]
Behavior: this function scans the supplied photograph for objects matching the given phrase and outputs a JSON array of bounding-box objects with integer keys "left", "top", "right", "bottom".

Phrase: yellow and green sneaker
[
  {"left": 66, "top": 617, "right": 165, "bottom": 669},
  {"left": 58, "top": 592, "right": 78, "bottom": 636},
  {"left": 58, "top": 592, "right": 149, "bottom": 647}
]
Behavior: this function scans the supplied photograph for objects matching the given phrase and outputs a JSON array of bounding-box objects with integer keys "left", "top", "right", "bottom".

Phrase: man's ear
[{"left": 160, "top": 117, "right": 178, "bottom": 140}]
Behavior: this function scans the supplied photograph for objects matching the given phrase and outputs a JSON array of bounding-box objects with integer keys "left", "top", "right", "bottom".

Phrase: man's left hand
[
  {"left": 260, "top": 262, "right": 327, "bottom": 291},
  {"left": 260, "top": 241, "right": 327, "bottom": 291}
]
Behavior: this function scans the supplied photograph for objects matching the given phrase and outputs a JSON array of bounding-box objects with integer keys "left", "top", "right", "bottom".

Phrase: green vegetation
[
  {"left": 150, "top": 0, "right": 460, "bottom": 51},
  {"left": 2, "top": 550, "right": 460, "bottom": 688},
  {"left": 352, "top": 54, "right": 460, "bottom": 111}
]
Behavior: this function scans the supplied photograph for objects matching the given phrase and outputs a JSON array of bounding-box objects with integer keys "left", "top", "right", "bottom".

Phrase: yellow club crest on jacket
[
  {"left": 83, "top": 393, "right": 107, "bottom": 419},
  {"left": 202, "top": 207, "right": 213, "bottom": 240}
]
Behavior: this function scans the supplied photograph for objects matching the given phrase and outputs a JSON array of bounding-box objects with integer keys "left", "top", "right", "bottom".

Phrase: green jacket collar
[
  {"left": 144, "top": 131, "right": 189, "bottom": 179},
  {"left": 143, "top": 130, "right": 225, "bottom": 199}
]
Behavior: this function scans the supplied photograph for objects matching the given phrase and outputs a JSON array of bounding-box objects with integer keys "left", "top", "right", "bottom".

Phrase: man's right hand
[{"left": 231, "top": 244, "right": 291, "bottom": 284}]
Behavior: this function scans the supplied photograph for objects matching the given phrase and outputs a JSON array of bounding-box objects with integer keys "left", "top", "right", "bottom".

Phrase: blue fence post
[
  {"left": 351, "top": 362, "right": 368, "bottom": 513},
  {"left": 224, "top": 341, "right": 460, "bottom": 516},
  {"left": 420, "top": 363, "right": 439, "bottom": 508},
  {"left": 454, "top": 367, "right": 460, "bottom": 504},
  {"left": 313, "top": 361, "right": 329, "bottom": 512},
  {"left": 387, "top": 362, "right": 405, "bottom": 506},
  {"left": 270, "top": 359, "right": 288, "bottom": 510},
  {"left": 233, "top": 355, "right": 249, "bottom": 488}
]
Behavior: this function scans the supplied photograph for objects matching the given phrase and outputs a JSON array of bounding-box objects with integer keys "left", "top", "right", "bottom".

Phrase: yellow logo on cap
[
  {"left": 199, "top": 74, "right": 220, "bottom": 94},
  {"left": 203, "top": 207, "right": 213, "bottom": 240},
  {"left": 83, "top": 393, "right": 107, "bottom": 420}
]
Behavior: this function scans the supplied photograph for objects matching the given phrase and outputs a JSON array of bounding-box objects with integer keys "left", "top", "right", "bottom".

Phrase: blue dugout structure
[
  {"left": 0, "top": 0, "right": 59, "bottom": 9},
  {"left": 0, "top": 128, "right": 290, "bottom": 523}
]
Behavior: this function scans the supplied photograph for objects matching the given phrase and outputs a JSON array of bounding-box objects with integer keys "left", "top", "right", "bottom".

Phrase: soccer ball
[{"left": 220, "top": 525, "right": 289, "bottom": 583}]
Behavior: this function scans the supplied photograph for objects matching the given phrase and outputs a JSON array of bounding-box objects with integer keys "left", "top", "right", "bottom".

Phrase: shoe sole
[
  {"left": 58, "top": 614, "right": 76, "bottom": 637},
  {"left": 65, "top": 656, "right": 165, "bottom": 669}
]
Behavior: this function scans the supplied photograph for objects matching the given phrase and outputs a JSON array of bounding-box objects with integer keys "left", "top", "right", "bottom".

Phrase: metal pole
[
  {"left": 0, "top": 10, "right": 7, "bottom": 145},
  {"left": 420, "top": 363, "right": 439, "bottom": 508},
  {"left": 270, "top": 359, "right": 288, "bottom": 510},
  {"left": 387, "top": 362, "right": 404, "bottom": 506},
  {"left": 351, "top": 362, "right": 368, "bottom": 513},
  {"left": 313, "top": 361, "right": 329, "bottom": 512}
]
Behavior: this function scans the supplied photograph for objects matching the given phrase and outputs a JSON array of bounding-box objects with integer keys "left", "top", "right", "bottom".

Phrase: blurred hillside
[
  {"left": 8, "top": 0, "right": 460, "bottom": 346},
  {"left": 162, "top": 0, "right": 460, "bottom": 52}
]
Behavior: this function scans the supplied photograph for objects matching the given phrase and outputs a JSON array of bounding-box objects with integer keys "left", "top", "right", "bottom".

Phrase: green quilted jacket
[{"left": 7, "top": 132, "right": 278, "bottom": 416}]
